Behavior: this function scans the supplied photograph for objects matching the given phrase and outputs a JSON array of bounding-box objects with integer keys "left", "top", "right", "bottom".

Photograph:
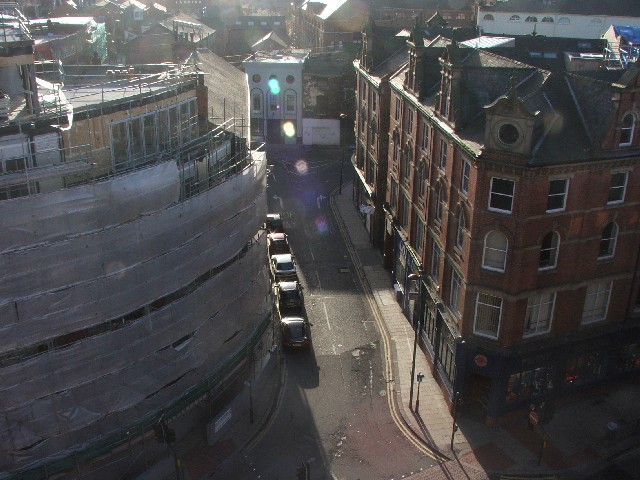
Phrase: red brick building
[{"left": 356, "top": 23, "right": 640, "bottom": 422}]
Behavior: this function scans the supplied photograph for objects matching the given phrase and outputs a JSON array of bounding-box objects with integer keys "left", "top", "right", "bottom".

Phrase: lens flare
[
  {"left": 283, "top": 121, "right": 296, "bottom": 137},
  {"left": 268, "top": 78, "right": 280, "bottom": 94},
  {"left": 295, "top": 159, "right": 308, "bottom": 175},
  {"left": 315, "top": 215, "right": 329, "bottom": 234}
]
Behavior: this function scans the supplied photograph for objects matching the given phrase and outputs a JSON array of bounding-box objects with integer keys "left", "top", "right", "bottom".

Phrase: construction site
[{"left": 0, "top": 3, "right": 271, "bottom": 478}]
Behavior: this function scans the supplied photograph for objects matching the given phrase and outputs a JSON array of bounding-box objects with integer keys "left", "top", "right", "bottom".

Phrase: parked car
[
  {"left": 276, "top": 280, "right": 304, "bottom": 312},
  {"left": 265, "top": 213, "right": 284, "bottom": 233},
  {"left": 268, "top": 232, "right": 290, "bottom": 256},
  {"left": 270, "top": 253, "right": 297, "bottom": 281},
  {"left": 280, "top": 316, "right": 310, "bottom": 349}
]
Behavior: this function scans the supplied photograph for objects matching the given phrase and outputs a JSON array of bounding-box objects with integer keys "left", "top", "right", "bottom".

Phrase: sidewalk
[{"left": 332, "top": 181, "right": 640, "bottom": 480}]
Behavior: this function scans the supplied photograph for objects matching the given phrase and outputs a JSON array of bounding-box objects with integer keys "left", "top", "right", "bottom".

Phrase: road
[{"left": 211, "top": 145, "right": 435, "bottom": 479}]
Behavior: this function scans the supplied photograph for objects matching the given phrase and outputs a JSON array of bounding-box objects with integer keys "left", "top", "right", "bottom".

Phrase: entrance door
[
  {"left": 267, "top": 119, "right": 282, "bottom": 144},
  {"left": 467, "top": 373, "right": 491, "bottom": 419}
]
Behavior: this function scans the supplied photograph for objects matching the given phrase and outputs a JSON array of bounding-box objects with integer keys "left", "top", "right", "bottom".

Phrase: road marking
[
  {"left": 323, "top": 303, "right": 331, "bottom": 331},
  {"left": 315, "top": 270, "right": 321, "bottom": 289},
  {"left": 309, "top": 247, "right": 315, "bottom": 261}
]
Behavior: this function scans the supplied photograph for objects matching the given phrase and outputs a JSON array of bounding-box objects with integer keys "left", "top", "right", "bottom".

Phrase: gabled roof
[{"left": 252, "top": 31, "right": 289, "bottom": 50}]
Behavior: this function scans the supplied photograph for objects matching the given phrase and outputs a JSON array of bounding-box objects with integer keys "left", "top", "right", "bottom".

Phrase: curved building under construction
[{"left": 0, "top": 12, "right": 270, "bottom": 478}]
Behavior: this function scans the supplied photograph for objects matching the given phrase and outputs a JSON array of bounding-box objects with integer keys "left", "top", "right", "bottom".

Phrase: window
[
  {"left": 539, "top": 231, "right": 559, "bottom": 270},
  {"left": 582, "top": 282, "right": 612, "bottom": 324},
  {"left": 431, "top": 242, "right": 441, "bottom": 282},
  {"left": 541, "top": 16, "right": 554, "bottom": 23},
  {"left": 417, "top": 162, "right": 427, "bottom": 197},
  {"left": 395, "top": 97, "right": 401, "bottom": 121},
  {"left": 4, "top": 157, "right": 26, "bottom": 173},
  {"left": 525, "top": 16, "right": 538, "bottom": 23},
  {"left": 509, "top": 15, "right": 521, "bottom": 21},
  {"left": 286, "top": 75, "right": 295, "bottom": 84},
  {"left": 400, "top": 193, "right": 410, "bottom": 229},
  {"left": 474, "top": 293, "right": 502, "bottom": 339},
  {"left": 456, "top": 209, "right": 466, "bottom": 250},
  {"left": 390, "top": 180, "right": 398, "bottom": 213},
  {"left": 371, "top": 93, "right": 377, "bottom": 112},
  {"left": 422, "top": 124, "right": 429, "bottom": 150},
  {"left": 252, "top": 91, "right": 263, "bottom": 113},
  {"left": 608, "top": 171, "right": 628, "bottom": 204},
  {"left": 599, "top": 222, "right": 618, "bottom": 259},
  {"left": 483, "top": 230, "right": 508, "bottom": 272},
  {"left": 285, "top": 92, "right": 295, "bottom": 112},
  {"left": 619, "top": 113, "right": 636, "bottom": 146},
  {"left": 547, "top": 178, "right": 568, "bottom": 212},
  {"left": 402, "top": 145, "right": 412, "bottom": 183},
  {"left": 370, "top": 121, "right": 377, "bottom": 148},
  {"left": 524, "top": 293, "right": 555, "bottom": 336},
  {"left": 558, "top": 17, "right": 570, "bottom": 25},
  {"left": 252, "top": 74, "right": 261, "bottom": 83},
  {"left": 435, "top": 184, "right": 445, "bottom": 223},
  {"left": 439, "top": 140, "right": 447, "bottom": 170},
  {"left": 488, "top": 177, "right": 515, "bottom": 213},
  {"left": 461, "top": 160, "right": 470, "bottom": 194},
  {"left": 483, "top": 14, "right": 494, "bottom": 21},
  {"left": 412, "top": 213, "right": 425, "bottom": 255},
  {"left": 450, "top": 270, "right": 462, "bottom": 316},
  {"left": 589, "top": 18, "right": 602, "bottom": 26},
  {"left": 366, "top": 157, "right": 375, "bottom": 185},
  {"left": 393, "top": 132, "right": 400, "bottom": 164},
  {"left": 407, "top": 108, "right": 414, "bottom": 133}
]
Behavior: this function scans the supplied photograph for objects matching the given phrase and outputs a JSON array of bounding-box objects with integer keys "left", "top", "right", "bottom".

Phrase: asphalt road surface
[{"left": 211, "top": 145, "right": 435, "bottom": 479}]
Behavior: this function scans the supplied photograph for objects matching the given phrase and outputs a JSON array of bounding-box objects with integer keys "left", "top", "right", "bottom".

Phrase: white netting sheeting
[
  {"left": 0, "top": 161, "right": 181, "bottom": 254},
  {"left": 0, "top": 153, "right": 269, "bottom": 471}
]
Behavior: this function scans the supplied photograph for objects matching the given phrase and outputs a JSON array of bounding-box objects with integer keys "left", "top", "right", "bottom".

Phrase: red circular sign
[
  {"left": 474, "top": 354, "right": 488, "bottom": 367},
  {"left": 529, "top": 411, "right": 539, "bottom": 425}
]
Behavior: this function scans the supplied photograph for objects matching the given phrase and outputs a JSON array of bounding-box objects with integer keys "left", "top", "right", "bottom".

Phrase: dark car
[
  {"left": 277, "top": 280, "right": 304, "bottom": 312},
  {"left": 268, "top": 232, "right": 290, "bottom": 256},
  {"left": 270, "top": 253, "right": 297, "bottom": 281},
  {"left": 280, "top": 316, "right": 310, "bottom": 349},
  {"left": 265, "top": 213, "right": 284, "bottom": 233}
]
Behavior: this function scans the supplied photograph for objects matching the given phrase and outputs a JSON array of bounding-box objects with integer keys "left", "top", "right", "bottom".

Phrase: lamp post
[
  {"left": 450, "top": 391, "right": 463, "bottom": 451},
  {"left": 407, "top": 272, "right": 425, "bottom": 410},
  {"left": 415, "top": 372, "right": 425, "bottom": 414},
  {"left": 339, "top": 113, "right": 347, "bottom": 194}
]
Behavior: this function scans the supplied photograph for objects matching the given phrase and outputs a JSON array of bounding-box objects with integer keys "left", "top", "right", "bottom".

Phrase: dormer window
[
  {"left": 525, "top": 16, "right": 537, "bottom": 23},
  {"left": 509, "top": 15, "right": 521, "bottom": 22},
  {"left": 619, "top": 113, "right": 636, "bottom": 146}
]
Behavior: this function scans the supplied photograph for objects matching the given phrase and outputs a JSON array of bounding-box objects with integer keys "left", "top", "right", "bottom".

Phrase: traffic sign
[{"left": 529, "top": 411, "right": 539, "bottom": 426}]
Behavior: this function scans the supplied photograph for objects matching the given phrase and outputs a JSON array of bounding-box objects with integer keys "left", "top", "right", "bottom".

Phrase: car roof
[
  {"left": 279, "top": 281, "right": 299, "bottom": 290},
  {"left": 272, "top": 253, "right": 292, "bottom": 262},
  {"left": 281, "top": 316, "right": 305, "bottom": 325},
  {"left": 267, "top": 213, "right": 281, "bottom": 220},
  {"left": 269, "top": 232, "right": 286, "bottom": 240}
]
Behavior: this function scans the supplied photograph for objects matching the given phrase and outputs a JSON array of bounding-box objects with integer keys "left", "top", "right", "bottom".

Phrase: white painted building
[
  {"left": 243, "top": 50, "right": 308, "bottom": 145},
  {"left": 477, "top": 0, "right": 640, "bottom": 39}
]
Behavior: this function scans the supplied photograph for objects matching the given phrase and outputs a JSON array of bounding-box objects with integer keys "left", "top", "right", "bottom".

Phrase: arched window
[
  {"left": 620, "top": 113, "right": 636, "bottom": 146},
  {"left": 483, "top": 230, "right": 507, "bottom": 272},
  {"left": 525, "top": 16, "right": 537, "bottom": 23},
  {"left": 251, "top": 89, "right": 263, "bottom": 114},
  {"left": 483, "top": 14, "right": 494, "bottom": 21},
  {"left": 509, "top": 15, "right": 521, "bottom": 22},
  {"left": 599, "top": 222, "right": 618, "bottom": 259},
  {"left": 558, "top": 17, "right": 570, "bottom": 25},
  {"left": 541, "top": 16, "right": 554, "bottom": 23},
  {"left": 456, "top": 209, "right": 466, "bottom": 250},
  {"left": 539, "top": 231, "right": 559, "bottom": 270}
]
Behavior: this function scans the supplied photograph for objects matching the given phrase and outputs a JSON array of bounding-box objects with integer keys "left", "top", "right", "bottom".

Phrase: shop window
[
  {"left": 506, "top": 366, "right": 554, "bottom": 403},
  {"left": 438, "top": 326, "right": 456, "bottom": 383}
]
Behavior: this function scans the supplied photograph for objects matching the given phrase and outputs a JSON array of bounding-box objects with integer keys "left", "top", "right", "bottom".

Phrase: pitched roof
[{"left": 477, "top": 0, "right": 640, "bottom": 16}]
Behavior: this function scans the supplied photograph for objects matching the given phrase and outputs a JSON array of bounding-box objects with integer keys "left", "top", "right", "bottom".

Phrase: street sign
[{"left": 529, "top": 410, "right": 539, "bottom": 426}]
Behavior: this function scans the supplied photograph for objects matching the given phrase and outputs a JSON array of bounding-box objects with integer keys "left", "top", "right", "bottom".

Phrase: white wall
[{"left": 302, "top": 118, "right": 339, "bottom": 146}]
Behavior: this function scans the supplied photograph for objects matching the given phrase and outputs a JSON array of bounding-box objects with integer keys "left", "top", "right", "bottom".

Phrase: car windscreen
[
  {"left": 281, "top": 289, "right": 300, "bottom": 301},
  {"left": 278, "top": 261, "right": 294, "bottom": 270}
]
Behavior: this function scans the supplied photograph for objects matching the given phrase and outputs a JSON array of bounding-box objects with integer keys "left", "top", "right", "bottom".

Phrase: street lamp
[
  {"left": 450, "top": 391, "right": 463, "bottom": 451},
  {"left": 339, "top": 113, "right": 347, "bottom": 194},
  {"left": 407, "top": 272, "right": 425, "bottom": 410}
]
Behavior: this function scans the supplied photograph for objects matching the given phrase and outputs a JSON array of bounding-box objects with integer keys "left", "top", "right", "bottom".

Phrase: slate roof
[
  {"left": 184, "top": 49, "right": 249, "bottom": 129},
  {"left": 391, "top": 38, "right": 639, "bottom": 166}
]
